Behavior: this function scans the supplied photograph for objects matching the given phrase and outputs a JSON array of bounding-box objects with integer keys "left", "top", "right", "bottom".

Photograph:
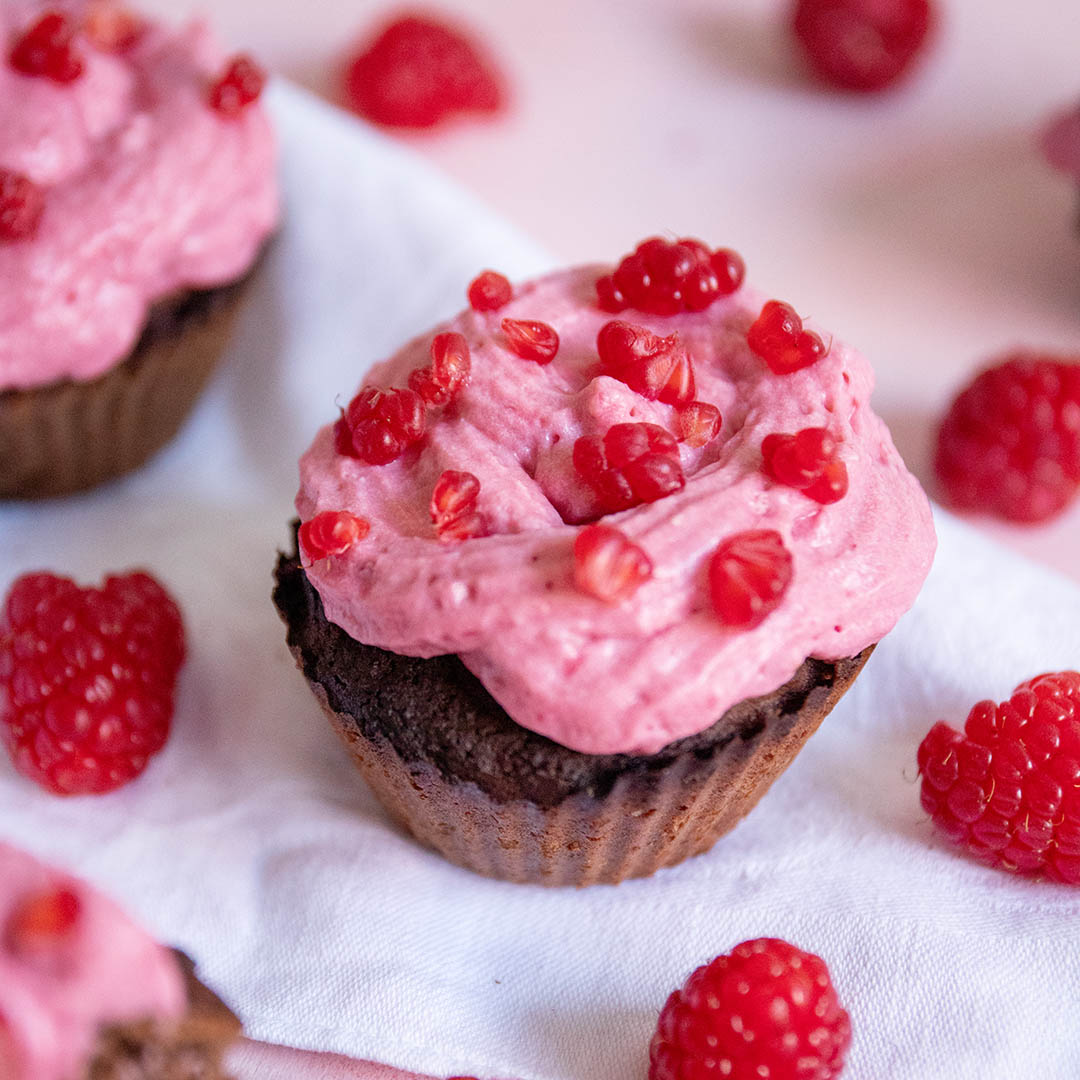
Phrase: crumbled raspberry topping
[
  {"left": 431, "top": 471, "right": 487, "bottom": 541},
  {"left": 0, "top": 171, "right": 45, "bottom": 243},
  {"left": 468, "top": 270, "right": 513, "bottom": 312},
  {"left": 5, "top": 885, "right": 82, "bottom": 962},
  {"left": 0, "top": 571, "right": 185, "bottom": 796},
  {"left": 409, "top": 332, "right": 472, "bottom": 407},
  {"left": 596, "top": 237, "right": 745, "bottom": 316},
  {"left": 573, "top": 524, "right": 652, "bottom": 603},
  {"left": 793, "top": 0, "right": 935, "bottom": 93},
  {"left": 918, "top": 671, "right": 1080, "bottom": 884},
  {"left": 650, "top": 938, "right": 851, "bottom": 1080},
  {"left": 573, "top": 423, "right": 685, "bottom": 517},
  {"left": 934, "top": 352, "right": 1080, "bottom": 524},
  {"left": 9, "top": 11, "right": 84, "bottom": 83},
  {"left": 676, "top": 402, "right": 722, "bottom": 448},
  {"left": 208, "top": 54, "right": 267, "bottom": 117},
  {"left": 709, "top": 530, "right": 793, "bottom": 628},
  {"left": 596, "top": 321, "right": 696, "bottom": 407},
  {"left": 501, "top": 318, "right": 559, "bottom": 364},
  {"left": 299, "top": 511, "right": 371, "bottom": 563},
  {"left": 336, "top": 386, "right": 427, "bottom": 465},
  {"left": 747, "top": 300, "right": 828, "bottom": 375},
  {"left": 343, "top": 13, "right": 504, "bottom": 130},
  {"left": 82, "top": 2, "right": 145, "bottom": 52},
  {"left": 762, "top": 427, "right": 849, "bottom": 504}
]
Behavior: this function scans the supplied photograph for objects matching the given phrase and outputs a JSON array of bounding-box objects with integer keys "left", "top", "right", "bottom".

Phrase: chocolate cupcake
[
  {"left": 275, "top": 240, "right": 936, "bottom": 886},
  {"left": 0, "top": 2, "right": 278, "bottom": 498},
  {"left": 0, "top": 841, "right": 240, "bottom": 1079}
]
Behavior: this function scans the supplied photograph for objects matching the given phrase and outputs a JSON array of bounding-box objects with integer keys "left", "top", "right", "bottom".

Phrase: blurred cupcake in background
[{"left": 1043, "top": 99, "right": 1080, "bottom": 224}]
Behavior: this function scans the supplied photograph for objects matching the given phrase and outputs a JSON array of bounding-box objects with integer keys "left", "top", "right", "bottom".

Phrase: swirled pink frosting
[
  {"left": 0, "top": 1, "right": 278, "bottom": 392},
  {"left": 297, "top": 266, "right": 936, "bottom": 756},
  {"left": 0, "top": 841, "right": 186, "bottom": 1080},
  {"left": 1043, "top": 101, "right": 1080, "bottom": 180}
]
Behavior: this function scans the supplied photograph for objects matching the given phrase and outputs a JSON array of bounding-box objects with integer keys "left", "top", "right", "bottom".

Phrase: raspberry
[
  {"left": 934, "top": 352, "right": 1080, "bottom": 524},
  {"left": 792, "top": 0, "right": 934, "bottom": 93},
  {"left": 762, "top": 428, "right": 849, "bottom": 504},
  {"left": 596, "top": 237, "right": 745, "bottom": 317},
  {"left": 83, "top": 3, "right": 145, "bottom": 52},
  {"left": 467, "top": 270, "right": 512, "bottom": 312},
  {"left": 677, "top": 402, "right": 722, "bottom": 448},
  {"left": 501, "top": 318, "right": 559, "bottom": 364},
  {"left": 208, "top": 54, "right": 267, "bottom": 116},
  {"left": 709, "top": 530, "right": 793, "bottom": 629},
  {"left": 596, "top": 321, "right": 696, "bottom": 407},
  {"left": 299, "top": 511, "right": 370, "bottom": 564},
  {"left": 5, "top": 884, "right": 82, "bottom": 962},
  {"left": 431, "top": 470, "right": 487, "bottom": 541},
  {"left": 747, "top": 300, "right": 827, "bottom": 375},
  {"left": 573, "top": 423, "right": 685, "bottom": 516},
  {"left": 9, "top": 11, "right": 84, "bottom": 83},
  {"left": 0, "top": 170, "right": 45, "bottom": 243},
  {"left": 918, "top": 671, "right": 1080, "bottom": 883},
  {"left": 408, "top": 332, "right": 472, "bottom": 407},
  {"left": 343, "top": 14, "right": 504, "bottom": 130},
  {"left": 573, "top": 524, "right": 652, "bottom": 603},
  {"left": 0, "top": 571, "right": 185, "bottom": 797},
  {"left": 650, "top": 938, "right": 851, "bottom": 1080},
  {"left": 336, "top": 386, "right": 427, "bottom": 465}
]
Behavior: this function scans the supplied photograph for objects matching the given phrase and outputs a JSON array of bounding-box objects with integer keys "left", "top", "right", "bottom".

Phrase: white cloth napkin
[{"left": 2, "top": 84, "right": 1080, "bottom": 1080}]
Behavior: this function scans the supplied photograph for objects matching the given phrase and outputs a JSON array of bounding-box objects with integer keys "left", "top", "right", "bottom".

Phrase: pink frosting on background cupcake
[{"left": 1043, "top": 102, "right": 1080, "bottom": 180}]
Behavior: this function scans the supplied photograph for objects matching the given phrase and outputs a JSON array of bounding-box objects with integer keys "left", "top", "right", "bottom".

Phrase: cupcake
[
  {"left": 274, "top": 239, "right": 936, "bottom": 886},
  {"left": 0, "top": 1, "right": 278, "bottom": 498},
  {"left": 0, "top": 840, "right": 240, "bottom": 1078}
]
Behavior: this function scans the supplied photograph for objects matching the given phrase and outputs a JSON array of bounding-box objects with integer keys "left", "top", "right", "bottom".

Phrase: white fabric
[{"left": 2, "top": 84, "right": 1080, "bottom": 1080}]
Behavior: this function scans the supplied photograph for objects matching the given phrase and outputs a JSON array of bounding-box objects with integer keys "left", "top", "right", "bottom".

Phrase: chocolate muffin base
[
  {"left": 274, "top": 544, "right": 872, "bottom": 887},
  {"left": 87, "top": 951, "right": 241, "bottom": 1080},
  {"left": 0, "top": 270, "right": 256, "bottom": 500}
]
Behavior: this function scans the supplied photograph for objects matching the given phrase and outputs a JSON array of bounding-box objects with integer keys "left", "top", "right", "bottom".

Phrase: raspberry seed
[
  {"left": 299, "top": 511, "right": 371, "bottom": 563},
  {"left": 573, "top": 524, "right": 653, "bottom": 602},
  {"left": 709, "top": 530, "right": 793, "bottom": 628}
]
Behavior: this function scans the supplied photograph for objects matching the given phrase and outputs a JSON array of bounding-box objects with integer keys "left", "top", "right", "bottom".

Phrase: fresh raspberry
[
  {"left": 677, "top": 402, "right": 722, "bottom": 448},
  {"left": 918, "top": 671, "right": 1080, "bottom": 883},
  {"left": 934, "top": 353, "right": 1080, "bottom": 524},
  {"left": 5, "top": 884, "right": 82, "bottom": 962},
  {"left": 82, "top": 2, "right": 145, "bottom": 52},
  {"left": 650, "top": 938, "right": 851, "bottom": 1080},
  {"left": 430, "top": 470, "right": 487, "bottom": 541},
  {"left": 596, "top": 321, "right": 696, "bottom": 407},
  {"left": 573, "top": 524, "right": 652, "bottom": 603},
  {"left": 208, "top": 54, "right": 267, "bottom": 116},
  {"left": 299, "top": 511, "right": 370, "bottom": 564},
  {"left": 336, "top": 386, "right": 427, "bottom": 465},
  {"left": 467, "top": 270, "right": 512, "bottom": 312},
  {"left": 501, "top": 318, "right": 559, "bottom": 364},
  {"left": 409, "top": 332, "right": 472, "bottom": 407},
  {"left": 0, "top": 170, "right": 45, "bottom": 243},
  {"left": 343, "top": 13, "right": 504, "bottom": 130},
  {"left": 762, "top": 428, "right": 849, "bottom": 504},
  {"left": 9, "top": 11, "right": 84, "bottom": 83},
  {"left": 709, "top": 530, "right": 793, "bottom": 629},
  {"left": 792, "top": 0, "right": 934, "bottom": 93},
  {"left": 747, "top": 300, "right": 827, "bottom": 375},
  {"left": 0, "top": 571, "right": 185, "bottom": 797},
  {"left": 573, "top": 423, "right": 685, "bottom": 516},
  {"left": 596, "top": 237, "right": 745, "bottom": 317}
]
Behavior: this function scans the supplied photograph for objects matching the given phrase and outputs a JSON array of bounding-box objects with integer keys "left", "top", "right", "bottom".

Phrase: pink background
[{"left": 139, "top": 0, "right": 1080, "bottom": 1076}]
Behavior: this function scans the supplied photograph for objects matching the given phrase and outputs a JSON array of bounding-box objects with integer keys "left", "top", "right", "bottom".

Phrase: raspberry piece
[
  {"left": 343, "top": 14, "right": 504, "bottom": 130},
  {"left": 208, "top": 54, "right": 267, "bottom": 117},
  {"left": 748, "top": 300, "right": 827, "bottom": 375},
  {"left": 573, "top": 423, "right": 685, "bottom": 517},
  {"left": 709, "top": 530, "right": 793, "bottom": 629},
  {"left": 299, "top": 510, "right": 370, "bottom": 563},
  {"left": 650, "top": 938, "right": 851, "bottom": 1080},
  {"left": 0, "top": 170, "right": 45, "bottom": 243},
  {"left": 595, "top": 237, "right": 745, "bottom": 317},
  {"left": 5, "top": 884, "right": 82, "bottom": 962},
  {"left": 467, "top": 270, "right": 512, "bottom": 312},
  {"left": 501, "top": 318, "right": 559, "bottom": 364},
  {"left": 0, "top": 1016, "right": 18, "bottom": 1076},
  {"left": 677, "top": 402, "right": 722, "bottom": 448},
  {"left": 918, "top": 671, "right": 1080, "bottom": 883},
  {"left": 762, "top": 427, "right": 849, "bottom": 504},
  {"left": 83, "top": 3, "right": 145, "bottom": 52},
  {"left": 934, "top": 352, "right": 1080, "bottom": 524},
  {"left": 337, "top": 386, "right": 427, "bottom": 465},
  {"left": 409, "top": 332, "right": 472, "bottom": 407},
  {"left": 596, "top": 321, "right": 696, "bottom": 407},
  {"left": 793, "top": 0, "right": 934, "bottom": 93},
  {"left": 0, "top": 571, "right": 185, "bottom": 797},
  {"left": 573, "top": 524, "right": 652, "bottom": 603},
  {"left": 9, "top": 11, "right": 84, "bottom": 83},
  {"left": 431, "top": 470, "right": 487, "bottom": 541}
]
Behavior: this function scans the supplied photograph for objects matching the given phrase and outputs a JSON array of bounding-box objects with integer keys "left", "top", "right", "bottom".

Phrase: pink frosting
[
  {"left": 297, "top": 266, "right": 936, "bottom": 756},
  {"left": 0, "top": 1, "right": 279, "bottom": 392},
  {"left": 0, "top": 841, "right": 186, "bottom": 1080},
  {"left": 1043, "top": 102, "right": 1080, "bottom": 180}
]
